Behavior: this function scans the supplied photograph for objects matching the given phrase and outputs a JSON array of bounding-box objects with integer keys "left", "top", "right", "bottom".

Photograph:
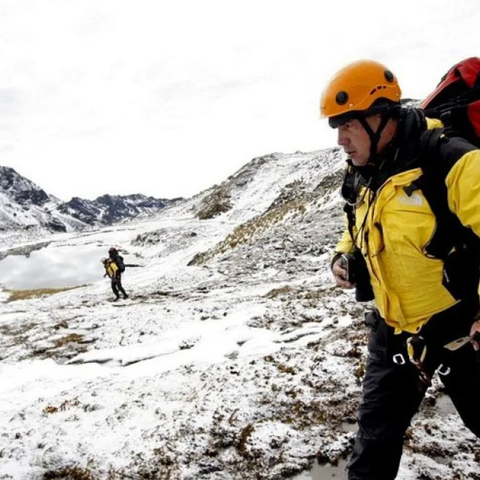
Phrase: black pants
[
  {"left": 348, "top": 305, "right": 480, "bottom": 480},
  {"left": 111, "top": 275, "right": 127, "bottom": 298}
]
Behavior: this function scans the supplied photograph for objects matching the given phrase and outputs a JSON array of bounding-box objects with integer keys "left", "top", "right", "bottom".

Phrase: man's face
[{"left": 336, "top": 115, "right": 382, "bottom": 167}]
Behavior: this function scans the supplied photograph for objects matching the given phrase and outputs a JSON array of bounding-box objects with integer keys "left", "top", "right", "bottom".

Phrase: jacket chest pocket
[{"left": 382, "top": 194, "right": 436, "bottom": 251}]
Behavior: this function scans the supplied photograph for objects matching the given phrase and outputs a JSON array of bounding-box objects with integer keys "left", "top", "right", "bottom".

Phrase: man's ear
[{"left": 365, "top": 114, "right": 383, "bottom": 129}]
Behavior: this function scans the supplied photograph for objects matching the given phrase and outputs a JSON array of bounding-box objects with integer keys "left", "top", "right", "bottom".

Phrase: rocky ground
[{"left": 1, "top": 149, "right": 479, "bottom": 479}]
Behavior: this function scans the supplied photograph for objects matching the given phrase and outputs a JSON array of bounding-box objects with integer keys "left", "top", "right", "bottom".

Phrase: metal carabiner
[{"left": 438, "top": 364, "right": 451, "bottom": 376}]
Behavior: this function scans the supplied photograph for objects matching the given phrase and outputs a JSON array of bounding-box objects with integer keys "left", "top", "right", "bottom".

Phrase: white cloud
[{"left": 0, "top": 0, "right": 479, "bottom": 200}]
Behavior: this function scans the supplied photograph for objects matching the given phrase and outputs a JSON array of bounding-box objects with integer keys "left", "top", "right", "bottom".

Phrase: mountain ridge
[{"left": 0, "top": 165, "right": 182, "bottom": 234}]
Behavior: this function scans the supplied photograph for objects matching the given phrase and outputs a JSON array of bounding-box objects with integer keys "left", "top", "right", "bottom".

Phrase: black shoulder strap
[
  {"left": 419, "top": 128, "right": 446, "bottom": 157},
  {"left": 343, "top": 202, "right": 356, "bottom": 244},
  {"left": 418, "top": 128, "right": 478, "bottom": 259},
  {"left": 341, "top": 165, "right": 367, "bottom": 247}
]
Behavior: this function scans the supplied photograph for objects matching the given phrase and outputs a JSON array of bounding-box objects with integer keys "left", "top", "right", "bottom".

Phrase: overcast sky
[{"left": 1, "top": 0, "right": 479, "bottom": 201}]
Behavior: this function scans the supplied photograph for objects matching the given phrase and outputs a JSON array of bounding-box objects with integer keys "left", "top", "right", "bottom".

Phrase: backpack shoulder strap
[
  {"left": 340, "top": 165, "right": 366, "bottom": 247},
  {"left": 419, "top": 127, "right": 446, "bottom": 156},
  {"left": 343, "top": 202, "right": 356, "bottom": 243},
  {"left": 418, "top": 127, "right": 480, "bottom": 301},
  {"left": 418, "top": 128, "right": 479, "bottom": 259}
]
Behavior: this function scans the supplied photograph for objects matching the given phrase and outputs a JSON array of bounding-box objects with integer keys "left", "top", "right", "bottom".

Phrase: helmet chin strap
[{"left": 359, "top": 113, "right": 391, "bottom": 163}]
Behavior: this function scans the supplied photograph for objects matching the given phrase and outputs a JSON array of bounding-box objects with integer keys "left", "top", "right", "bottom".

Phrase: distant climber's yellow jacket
[{"left": 335, "top": 117, "right": 480, "bottom": 333}]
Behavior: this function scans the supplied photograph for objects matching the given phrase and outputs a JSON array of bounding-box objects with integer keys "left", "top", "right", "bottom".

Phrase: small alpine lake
[{"left": 0, "top": 242, "right": 109, "bottom": 290}]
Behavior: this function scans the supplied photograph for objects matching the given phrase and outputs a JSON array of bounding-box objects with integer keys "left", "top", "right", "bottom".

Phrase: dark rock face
[
  {"left": 0, "top": 166, "right": 181, "bottom": 232},
  {"left": 195, "top": 188, "right": 232, "bottom": 220},
  {"left": 47, "top": 218, "right": 67, "bottom": 233},
  {"left": 57, "top": 197, "right": 102, "bottom": 225},
  {"left": 0, "top": 166, "right": 50, "bottom": 206},
  {"left": 96, "top": 194, "right": 168, "bottom": 224},
  {"left": 58, "top": 194, "right": 172, "bottom": 226}
]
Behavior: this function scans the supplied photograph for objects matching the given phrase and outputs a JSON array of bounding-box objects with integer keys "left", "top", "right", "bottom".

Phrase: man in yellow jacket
[{"left": 320, "top": 59, "right": 480, "bottom": 479}]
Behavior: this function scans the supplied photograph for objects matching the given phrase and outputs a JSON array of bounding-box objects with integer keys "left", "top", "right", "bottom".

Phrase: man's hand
[
  {"left": 469, "top": 318, "right": 480, "bottom": 351},
  {"left": 332, "top": 257, "right": 355, "bottom": 289}
]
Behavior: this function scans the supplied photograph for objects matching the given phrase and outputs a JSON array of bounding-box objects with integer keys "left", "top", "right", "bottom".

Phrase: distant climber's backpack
[
  {"left": 417, "top": 57, "right": 480, "bottom": 300},
  {"left": 115, "top": 255, "right": 126, "bottom": 273}
]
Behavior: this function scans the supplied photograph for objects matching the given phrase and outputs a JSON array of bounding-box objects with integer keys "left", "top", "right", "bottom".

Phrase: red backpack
[
  {"left": 415, "top": 58, "right": 480, "bottom": 301},
  {"left": 420, "top": 57, "right": 480, "bottom": 147}
]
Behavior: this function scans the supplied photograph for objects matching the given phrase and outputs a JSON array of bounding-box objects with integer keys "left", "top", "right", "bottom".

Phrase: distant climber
[{"left": 102, "top": 247, "right": 128, "bottom": 300}]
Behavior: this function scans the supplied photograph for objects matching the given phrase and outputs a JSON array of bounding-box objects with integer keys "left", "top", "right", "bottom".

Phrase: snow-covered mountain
[
  {"left": 0, "top": 166, "right": 180, "bottom": 234},
  {"left": 0, "top": 147, "right": 478, "bottom": 480}
]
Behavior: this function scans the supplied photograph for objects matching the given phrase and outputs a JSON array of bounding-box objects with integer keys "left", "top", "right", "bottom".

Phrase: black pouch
[
  {"left": 365, "top": 310, "right": 390, "bottom": 361},
  {"left": 442, "top": 247, "right": 480, "bottom": 301},
  {"left": 364, "top": 310, "right": 380, "bottom": 330},
  {"left": 343, "top": 250, "right": 375, "bottom": 302}
]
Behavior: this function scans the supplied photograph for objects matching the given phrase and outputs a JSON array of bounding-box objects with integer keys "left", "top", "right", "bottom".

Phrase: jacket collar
[{"left": 353, "top": 108, "right": 427, "bottom": 191}]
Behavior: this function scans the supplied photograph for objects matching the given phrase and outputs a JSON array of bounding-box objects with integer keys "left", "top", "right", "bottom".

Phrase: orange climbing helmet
[{"left": 320, "top": 60, "right": 402, "bottom": 127}]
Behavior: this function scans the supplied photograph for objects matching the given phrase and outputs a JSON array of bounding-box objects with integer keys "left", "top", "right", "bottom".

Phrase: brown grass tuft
[
  {"left": 42, "top": 466, "right": 93, "bottom": 480},
  {"left": 5, "top": 285, "right": 85, "bottom": 302},
  {"left": 55, "top": 334, "right": 84, "bottom": 348}
]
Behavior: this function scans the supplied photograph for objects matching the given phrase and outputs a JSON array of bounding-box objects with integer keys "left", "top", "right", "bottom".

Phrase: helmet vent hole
[
  {"left": 336, "top": 91, "right": 348, "bottom": 105},
  {"left": 384, "top": 70, "right": 394, "bottom": 83},
  {"left": 370, "top": 85, "right": 387, "bottom": 95}
]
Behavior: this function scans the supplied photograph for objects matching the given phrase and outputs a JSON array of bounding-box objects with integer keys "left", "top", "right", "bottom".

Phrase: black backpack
[{"left": 115, "top": 255, "right": 126, "bottom": 273}]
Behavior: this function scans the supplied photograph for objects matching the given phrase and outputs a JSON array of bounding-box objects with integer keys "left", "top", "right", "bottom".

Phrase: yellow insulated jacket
[{"left": 335, "top": 114, "right": 480, "bottom": 333}]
